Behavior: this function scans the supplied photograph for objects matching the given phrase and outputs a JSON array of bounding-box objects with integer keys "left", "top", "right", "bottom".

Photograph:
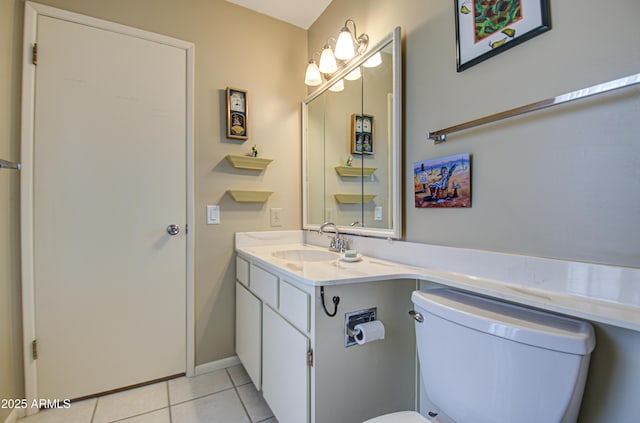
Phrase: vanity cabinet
[
  {"left": 262, "top": 306, "right": 309, "bottom": 423},
  {"left": 235, "top": 282, "right": 261, "bottom": 389},
  {"left": 235, "top": 254, "right": 417, "bottom": 423}
]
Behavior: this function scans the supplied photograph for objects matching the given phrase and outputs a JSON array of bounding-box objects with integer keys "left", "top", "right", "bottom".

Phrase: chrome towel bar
[
  {"left": 427, "top": 72, "right": 640, "bottom": 144},
  {"left": 0, "top": 158, "right": 21, "bottom": 170}
]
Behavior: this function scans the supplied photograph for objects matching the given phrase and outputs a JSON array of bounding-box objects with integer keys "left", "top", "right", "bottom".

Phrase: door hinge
[
  {"left": 32, "top": 43, "right": 38, "bottom": 65},
  {"left": 185, "top": 224, "right": 188, "bottom": 234},
  {"left": 307, "top": 349, "right": 313, "bottom": 367},
  {"left": 32, "top": 339, "right": 38, "bottom": 360}
]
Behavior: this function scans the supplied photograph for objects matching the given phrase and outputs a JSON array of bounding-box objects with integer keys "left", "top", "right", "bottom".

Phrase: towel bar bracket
[{"left": 0, "top": 158, "right": 21, "bottom": 170}]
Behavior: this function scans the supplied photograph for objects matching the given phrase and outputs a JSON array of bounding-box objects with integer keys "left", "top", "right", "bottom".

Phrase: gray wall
[
  {"left": 309, "top": 1, "right": 640, "bottom": 422},
  {"left": 310, "top": 0, "right": 640, "bottom": 268}
]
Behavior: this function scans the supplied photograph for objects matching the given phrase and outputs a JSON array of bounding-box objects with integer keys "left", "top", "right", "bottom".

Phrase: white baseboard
[
  {"left": 194, "top": 355, "right": 240, "bottom": 376},
  {"left": 3, "top": 408, "right": 25, "bottom": 423}
]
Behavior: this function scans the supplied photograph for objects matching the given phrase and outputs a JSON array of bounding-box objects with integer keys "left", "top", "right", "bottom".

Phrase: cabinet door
[
  {"left": 235, "top": 282, "right": 261, "bottom": 389},
  {"left": 262, "top": 306, "right": 309, "bottom": 423}
]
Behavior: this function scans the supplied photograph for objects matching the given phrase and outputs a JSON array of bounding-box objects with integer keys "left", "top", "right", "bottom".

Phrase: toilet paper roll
[{"left": 354, "top": 320, "right": 385, "bottom": 345}]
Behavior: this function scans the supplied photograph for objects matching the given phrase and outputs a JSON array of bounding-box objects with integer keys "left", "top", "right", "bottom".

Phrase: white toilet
[{"left": 365, "top": 288, "right": 595, "bottom": 423}]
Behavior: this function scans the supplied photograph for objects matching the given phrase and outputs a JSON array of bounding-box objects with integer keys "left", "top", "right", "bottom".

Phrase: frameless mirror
[{"left": 303, "top": 27, "right": 402, "bottom": 238}]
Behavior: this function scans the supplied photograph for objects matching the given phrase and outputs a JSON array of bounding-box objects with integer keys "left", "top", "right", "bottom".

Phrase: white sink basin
[{"left": 272, "top": 249, "right": 339, "bottom": 262}]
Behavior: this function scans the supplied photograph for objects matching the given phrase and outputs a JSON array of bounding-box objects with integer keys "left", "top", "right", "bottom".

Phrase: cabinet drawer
[
  {"left": 236, "top": 256, "right": 249, "bottom": 286},
  {"left": 279, "top": 280, "right": 310, "bottom": 333},
  {"left": 250, "top": 264, "right": 278, "bottom": 307}
]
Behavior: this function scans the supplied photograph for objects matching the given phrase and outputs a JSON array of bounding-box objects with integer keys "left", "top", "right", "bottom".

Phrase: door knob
[{"left": 166, "top": 224, "right": 180, "bottom": 236}]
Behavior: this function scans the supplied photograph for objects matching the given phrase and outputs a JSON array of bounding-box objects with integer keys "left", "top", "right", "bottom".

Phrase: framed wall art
[
  {"left": 226, "top": 87, "right": 248, "bottom": 140},
  {"left": 455, "top": 0, "right": 551, "bottom": 72},
  {"left": 351, "top": 114, "right": 374, "bottom": 155},
  {"left": 414, "top": 153, "right": 471, "bottom": 208}
]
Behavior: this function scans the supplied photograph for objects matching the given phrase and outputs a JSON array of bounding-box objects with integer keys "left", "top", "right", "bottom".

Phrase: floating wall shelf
[
  {"left": 334, "top": 194, "right": 376, "bottom": 204},
  {"left": 226, "top": 154, "right": 273, "bottom": 170},
  {"left": 334, "top": 166, "right": 377, "bottom": 177},
  {"left": 228, "top": 190, "right": 273, "bottom": 203}
]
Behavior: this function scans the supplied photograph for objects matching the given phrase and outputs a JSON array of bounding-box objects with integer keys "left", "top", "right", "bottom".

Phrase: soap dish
[{"left": 341, "top": 253, "right": 362, "bottom": 262}]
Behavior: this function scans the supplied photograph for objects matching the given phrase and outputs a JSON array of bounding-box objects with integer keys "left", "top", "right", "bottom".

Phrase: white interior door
[{"left": 29, "top": 12, "right": 189, "bottom": 400}]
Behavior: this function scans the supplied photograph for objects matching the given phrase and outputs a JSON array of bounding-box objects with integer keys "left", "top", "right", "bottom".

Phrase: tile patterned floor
[{"left": 17, "top": 365, "right": 277, "bottom": 423}]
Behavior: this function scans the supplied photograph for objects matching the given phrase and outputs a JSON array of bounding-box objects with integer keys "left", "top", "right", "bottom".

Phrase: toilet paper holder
[
  {"left": 345, "top": 307, "right": 377, "bottom": 347},
  {"left": 346, "top": 326, "right": 361, "bottom": 337}
]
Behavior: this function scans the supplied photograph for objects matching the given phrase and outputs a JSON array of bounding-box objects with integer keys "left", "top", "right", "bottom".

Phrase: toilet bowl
[
  {"left": 363, "top": 288, "right": 595, "bottom": 423},
  {"left": 363, "top": 411, "right": 429, "bottom": 423},
  {"left": 363, "top": 410, "right": 456, "bottom": 423}
]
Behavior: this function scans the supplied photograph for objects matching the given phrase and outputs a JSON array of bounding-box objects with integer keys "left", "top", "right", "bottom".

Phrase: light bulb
[
  {"left": 344, "top": 67, "right": 361, "bottom": 81},
  {"left": 319, "top": 45, "right": 338, "bottom": 74},
  {"left": 304, "top": 60, "right": 322, "bottom": 86},
  {"left": 334, "top": 28, "right": 355, "bottom": 60},
  {"left": 363, "top": 52, "right": 382, "bottom": 68},
  {"left": 328, "top": 79, "right": 344, "bottom": 92}
]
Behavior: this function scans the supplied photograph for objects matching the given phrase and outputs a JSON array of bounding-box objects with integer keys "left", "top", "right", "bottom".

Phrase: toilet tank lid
[{"left": 412, "top": 289, "right": 595, "bottom": 355}]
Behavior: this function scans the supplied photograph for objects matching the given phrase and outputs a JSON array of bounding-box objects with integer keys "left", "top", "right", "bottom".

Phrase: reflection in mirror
[
  {"left": 303, "top": 27, "right": 401, "bottom": 239},
  {"left": 362, "top": 47, "right": 392, "bottom": 230}
]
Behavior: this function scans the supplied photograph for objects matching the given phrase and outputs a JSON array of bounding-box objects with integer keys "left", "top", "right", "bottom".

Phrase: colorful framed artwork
[
  {"left": 226, "top": 87, "right": 248, "bottom": 140},
  {"left": 351, "top": 114, "right": 374, "bottom": 155},
  {"left": 414, "top": 153, "right": 471, "bottom": 208},
  {"left": 455, "top": 0, "right": 551, "bottom": 72}
]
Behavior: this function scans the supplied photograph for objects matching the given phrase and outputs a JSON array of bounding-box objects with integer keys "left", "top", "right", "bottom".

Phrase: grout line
[
  {"left": 108, "top": 407, "right": 169, "bottom": 423},
  {"left": 166, "top": 382, "right": 173, "bottom": 423},
  {"left": 90, "top": 397, "right": 98, "bottom": 423},
  {"left": 169, "top": 386, "right": 237, "bottom": 407},
  {"left": 227, "top": 368, "right": 252, "bottom": 422}
]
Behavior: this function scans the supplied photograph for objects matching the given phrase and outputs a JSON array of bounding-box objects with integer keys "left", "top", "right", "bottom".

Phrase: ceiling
[{"left": 225, "top": 0, "right": 333, "bottom": 29}]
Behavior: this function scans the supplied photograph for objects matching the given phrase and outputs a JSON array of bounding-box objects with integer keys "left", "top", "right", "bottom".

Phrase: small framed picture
[
  {"left": 414, "top": 153, "right": 471, "bottom": 208},
  {"left": 455, "top": 0, "right": 551, "bottom": 72},
  {"left": 226, "top": 87, "right": 248, "bottom": 140},
  {"left": 351, "top": 114, "right": 374, "bottom": 155}
]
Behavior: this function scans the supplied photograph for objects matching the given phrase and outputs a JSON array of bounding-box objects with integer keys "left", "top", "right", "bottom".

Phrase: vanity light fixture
[
  {"left": 318, "top": 41, "right": 338, "bottom": 74},
  {"left": 328, "top": 79, "right": 344, "bottom": 92},
  {"left": 363, "top": 52, "right": 382, "bottom": 68},
  {"left": 344, "top": 66, "right": 361, "bottom": 81},
  {"left": 305, "top": 58, "right": 322, "bottom": 86},
  {"left": 304, "top": 18, "right": 370, "bottom": 86},
  {"left": 335, "top": 19, "right": 369, "bottom": 60}
]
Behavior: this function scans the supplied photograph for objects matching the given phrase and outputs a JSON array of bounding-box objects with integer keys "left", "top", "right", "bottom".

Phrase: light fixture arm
[
  {"left": 343, "top": 19, "right": 369, "bottom": 55},
  {"left": 323, "top": 36, "right": 337, "bottom": 50}
]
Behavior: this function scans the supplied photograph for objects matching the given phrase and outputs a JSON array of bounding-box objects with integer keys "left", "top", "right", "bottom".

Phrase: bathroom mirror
[{"left": 303, "top": 27, "right": 402, "bottom": 239}]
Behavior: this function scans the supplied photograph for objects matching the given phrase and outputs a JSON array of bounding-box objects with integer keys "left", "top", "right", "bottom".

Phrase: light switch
[{"left": 207, "top": 205, "right": 220, "bottom": 224}]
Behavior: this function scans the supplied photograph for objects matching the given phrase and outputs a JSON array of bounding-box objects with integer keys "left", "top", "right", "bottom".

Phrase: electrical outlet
[{"left": 270, "top": 208, "right": 283, "bottom": 227}]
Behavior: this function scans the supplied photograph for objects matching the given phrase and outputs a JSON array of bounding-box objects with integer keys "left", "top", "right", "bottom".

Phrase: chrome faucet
[{"left": 319, "top": 222, "right": 349, "bottom": 253}]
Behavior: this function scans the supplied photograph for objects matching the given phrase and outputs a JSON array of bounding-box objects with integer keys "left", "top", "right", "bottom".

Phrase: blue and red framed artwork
[{"left": 414, "top": 153, "right": 471, "bottom": 208}]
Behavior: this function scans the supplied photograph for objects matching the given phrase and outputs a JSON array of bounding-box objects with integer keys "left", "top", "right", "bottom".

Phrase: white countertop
[{"left": 235, "top": 231, "right": 640, "bottom": 332}]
